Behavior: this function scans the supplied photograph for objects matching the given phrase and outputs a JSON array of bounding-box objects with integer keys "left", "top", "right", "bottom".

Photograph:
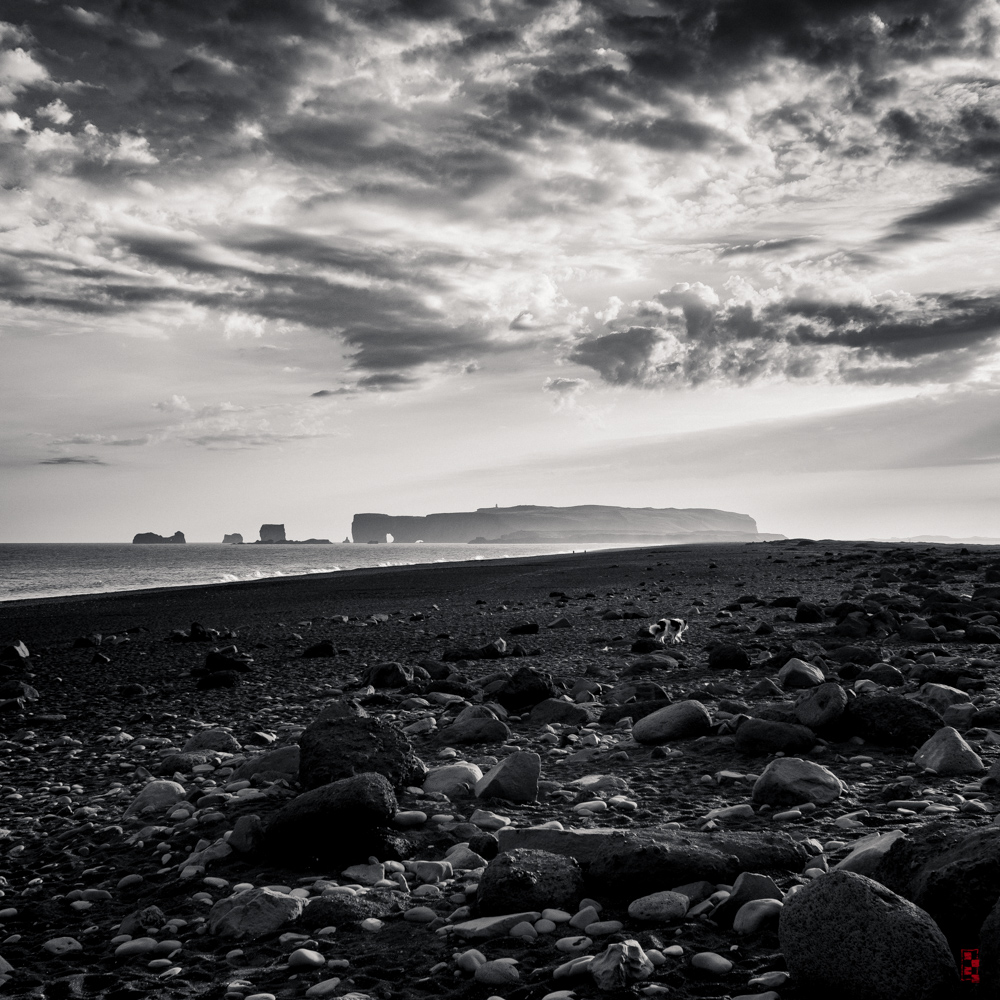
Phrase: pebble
[
  {"left": 474, "top": 959, "right": 520, "bottom": 985},
  {"left": 304, "top": 979, "right": 342, "bottom": 997},
  {"left": 288, "top": 948, "right": 326, "bottom": 969},
  {"left": 43, "top": 937, "right": 82, "bottom": 955},
  {"left": 556, "top": 935, "right": 593, "bottom": 954},
  {"left": 691, "top": 952, "right": 733, "bottom": 974}
]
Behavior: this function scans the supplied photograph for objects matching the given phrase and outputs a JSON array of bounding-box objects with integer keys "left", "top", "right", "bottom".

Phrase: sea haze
[{"left": 0, "top": 542, "right": 621, "bottom": 603}]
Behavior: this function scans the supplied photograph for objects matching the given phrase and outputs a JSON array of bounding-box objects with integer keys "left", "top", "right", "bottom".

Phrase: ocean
[{"left": 0, "top": 541, "right": 616, "bottom": 603}]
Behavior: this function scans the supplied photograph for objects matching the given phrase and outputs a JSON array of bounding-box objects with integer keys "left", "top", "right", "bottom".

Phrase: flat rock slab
[
  {"left": 497, "top": 827, "right": 808, "bottom": 894},
  {"left": 449, "top": 911, "right": 542, "bottom": 940}
]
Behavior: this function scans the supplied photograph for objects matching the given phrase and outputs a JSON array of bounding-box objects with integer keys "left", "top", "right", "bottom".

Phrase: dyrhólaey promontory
[{"left": 351, "top": 504, "right": 785, "bottom": 545}]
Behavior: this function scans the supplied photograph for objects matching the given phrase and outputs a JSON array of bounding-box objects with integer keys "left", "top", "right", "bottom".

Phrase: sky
[{"left": 1, "top": 0, "right": 999, "bottom": 542}]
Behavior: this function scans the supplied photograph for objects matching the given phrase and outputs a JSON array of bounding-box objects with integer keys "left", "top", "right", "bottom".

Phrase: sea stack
[
  {"left": 222, "top": 533, "right": 244, "bottom": 544},
  {"left": 132, "top": 531, "right": 186, "bottom": 544},
  {"left": 259, "top": 524, "right": 286, "bottom": 543}
]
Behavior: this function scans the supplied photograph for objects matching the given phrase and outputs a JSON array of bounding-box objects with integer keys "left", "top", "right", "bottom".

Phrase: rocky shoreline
[{"left": 1, "top": 539, "right": 1000, "bottom": 999}]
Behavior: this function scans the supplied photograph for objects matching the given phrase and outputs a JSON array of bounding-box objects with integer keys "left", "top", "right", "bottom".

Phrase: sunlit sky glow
[{"left": 2, "top": 0, "right": 999, "bottom": 542}]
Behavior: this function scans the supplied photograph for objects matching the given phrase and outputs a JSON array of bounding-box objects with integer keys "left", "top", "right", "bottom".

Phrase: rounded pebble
[
  {"left": 288, "top": 948, "right": 326, "bottom": 969},
  {"left": 474, "top": 959, "right": 520, "bottom": 985},
  {"left": 691, "top": 952, "right": 733, "bottom": 974}
]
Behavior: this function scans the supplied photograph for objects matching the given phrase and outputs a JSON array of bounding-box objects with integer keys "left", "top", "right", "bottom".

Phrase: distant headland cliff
[
  {"left": 351, "top": 505, "right": 781, "bottom": 544},
  {"left": 132, "top": 531, "right": 185, "bottom": 544}
]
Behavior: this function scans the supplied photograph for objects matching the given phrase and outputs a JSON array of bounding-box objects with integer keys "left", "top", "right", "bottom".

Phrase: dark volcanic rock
[
  {"left": 528, "top": 698, "right": 590, "bottom": 726},
  {"left": 779, "top": 870, "right": 956, "bottom": 1000},
  {"left": 900, "top": 827, "right": 1000, "bottom": 952},
  {"left": 794, "top": 601, "right": 826, "bottom": 623},
  {"left": 301, "top": 889, "right": 404, "bottom": 929},
  {"left": 263, "top": 772, "right": 400, "bottom": 868},
  {"left": 302, "top": 639, "right": 337, "bottom": 658},
  {"left": 476, "top": 849, "right": 584, "bottom": 916},
  {"left": 734, "top": 718, "right": 817, "bottom": 755},
  {"left": 363, "top": 661, "right": 413, "bottom": 687},
  {"left": 298, "top": 710, "right": 426, "bottom": 791},
  {"left": 493, "top": 665, "right": 557, "bottom": 714},
  {"left": 707, "top": 644, "right": 751, "bottom": 670},
  {"left": 845, "top": 694, "right": 943, "bottom": 748}
]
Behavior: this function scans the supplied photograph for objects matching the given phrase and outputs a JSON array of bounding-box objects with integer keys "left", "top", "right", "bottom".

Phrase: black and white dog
[{"left": 650, "top": 617, "right": 688, "bottom": 645}]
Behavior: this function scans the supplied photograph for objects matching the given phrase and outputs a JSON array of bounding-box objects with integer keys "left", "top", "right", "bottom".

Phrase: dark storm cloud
[
  {"left": 887, "top": 177, "right": 1000, "bottom": 236},
  {"left": 39, "top": 455, "right": 106, "bottom": 465},
  {"left": 0, "top": 229, "right": 496, "bottom": 379},
  {"left": 568, "top": 288, "right": 1000, "bottom": 387}
]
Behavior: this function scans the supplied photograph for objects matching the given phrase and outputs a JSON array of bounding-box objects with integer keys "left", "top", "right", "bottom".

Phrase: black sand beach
[{"left": 2, "top": 539, "right": 1000, "bottom": 999}]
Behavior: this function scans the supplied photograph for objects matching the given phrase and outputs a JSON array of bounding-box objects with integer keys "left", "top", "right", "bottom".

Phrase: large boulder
[
  {"left": 902, "top": 828, "right": 1000, "bottom": 951},
  {"left": 496, "top": 826, "right": 807, "bottom": 895},
  {"left": 794, "top": 681, "right": 848, "bottom": 730},
  {"left": 263, "top": 772, "right": 399, "bottom": 867},
  {"left": 779, "top": 871, "right": 956, "bottom": 1000},
  {"left": 231, "top": 745, "right": 300, "bottom": 782},
  {"left": 423, "top": 762, "right": 483, "bottom": 798},
  {"left": 475, "top": 751, "right": 540, "bottom": 803},
  {"left": 476, "top": 849, "right": 584, "bottom": 916},
  {"left": 913, "top": 726, "right": 985, "bottom": 776},
  {"left": 777, "top": 658, "right": 825, "bottom": 688},
  {"left": 208, "top": 888, "right": 305, "bottom": 939},
  {"left": 631, "top": 700, "right": 712, "bottom": 744},
  {"left": 493, "top": 666, "right": 557, "bottom": 714},
  {"left": 528, "top": 698, "right": 590, "bottom": 726},
  {"left": 438, "top": 717, "right": 511, "bottom": 744},
  {"left": 845, "top": 694, "right": 943, "bottom": 748},
  {"left": 298, "top": 710, "right": 425, "bottom": 791},
  {"left": 751, "top": 757, "right": 844, "bottom": 807},
  {"left": 734, "top": 718, "right": 816, "bottom": 756},
  {"left": 182, "top": 729, "right": 241, "bottom": 753}
]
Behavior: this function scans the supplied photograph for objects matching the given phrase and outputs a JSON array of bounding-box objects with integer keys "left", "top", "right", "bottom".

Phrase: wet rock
[
  {"left": 734, "top": 718, "right": 816, "bottom": 756},
  {"left": 298, "top": 711, "right": 426, "bottom": 791},
  {"left": 476, "top": 849, "right": 584, "bottom": 916},
  {"left": 202, "top": 650, "right": 252, "bottom": 673},
  {"left": 118, "top": 905, "right": 167, "bottom": 936},
  {"left": 913, "top": 726, "right": 985, "bottom": 776},
  {"left": 846, "top": 694, "right": 943, "bottom": 748},
  {"left": 916, "top": 683, "right": 970, "bottom": 717},
  {"left": 779, "top": 871, "right": 956, "bottom": 1000},
  {"left": 208, "top": 887, "right": 305, "bottom": 939},
  {"left": 794, "top": 681, "right": 848, "bottom": 730},
  {"left": 197, "top": 670, "right": 241, "bottom": 689},
  {"left": 475, "top": 750, "right": 540, "bottom": 803},
  {"left": 751, "top": 757, "right": 844, "bottom": 807},
  {"left": 631, "top": 700, "right": 712, "bottom": 744},
  {"left": 263, "top": 772, "right": 397, "bottom": 866},
  {"left": 493, "top": 666, "right": 558, "bottom": 713}
]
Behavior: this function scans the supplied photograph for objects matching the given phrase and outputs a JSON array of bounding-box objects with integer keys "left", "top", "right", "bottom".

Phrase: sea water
[{"left": 0, "top": 542, "right": 614, "bottom": 602}]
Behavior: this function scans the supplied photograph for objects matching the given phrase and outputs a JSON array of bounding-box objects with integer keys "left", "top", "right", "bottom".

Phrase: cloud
[
  {"left": 39, "top": 455, "right": 106, "bottom": 465},
  {"left": 568, "top": 283, "right": 1000, "bottom": 388},
  {"left": 543, "top": 375, "right": 590, "bottom": 409}
]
